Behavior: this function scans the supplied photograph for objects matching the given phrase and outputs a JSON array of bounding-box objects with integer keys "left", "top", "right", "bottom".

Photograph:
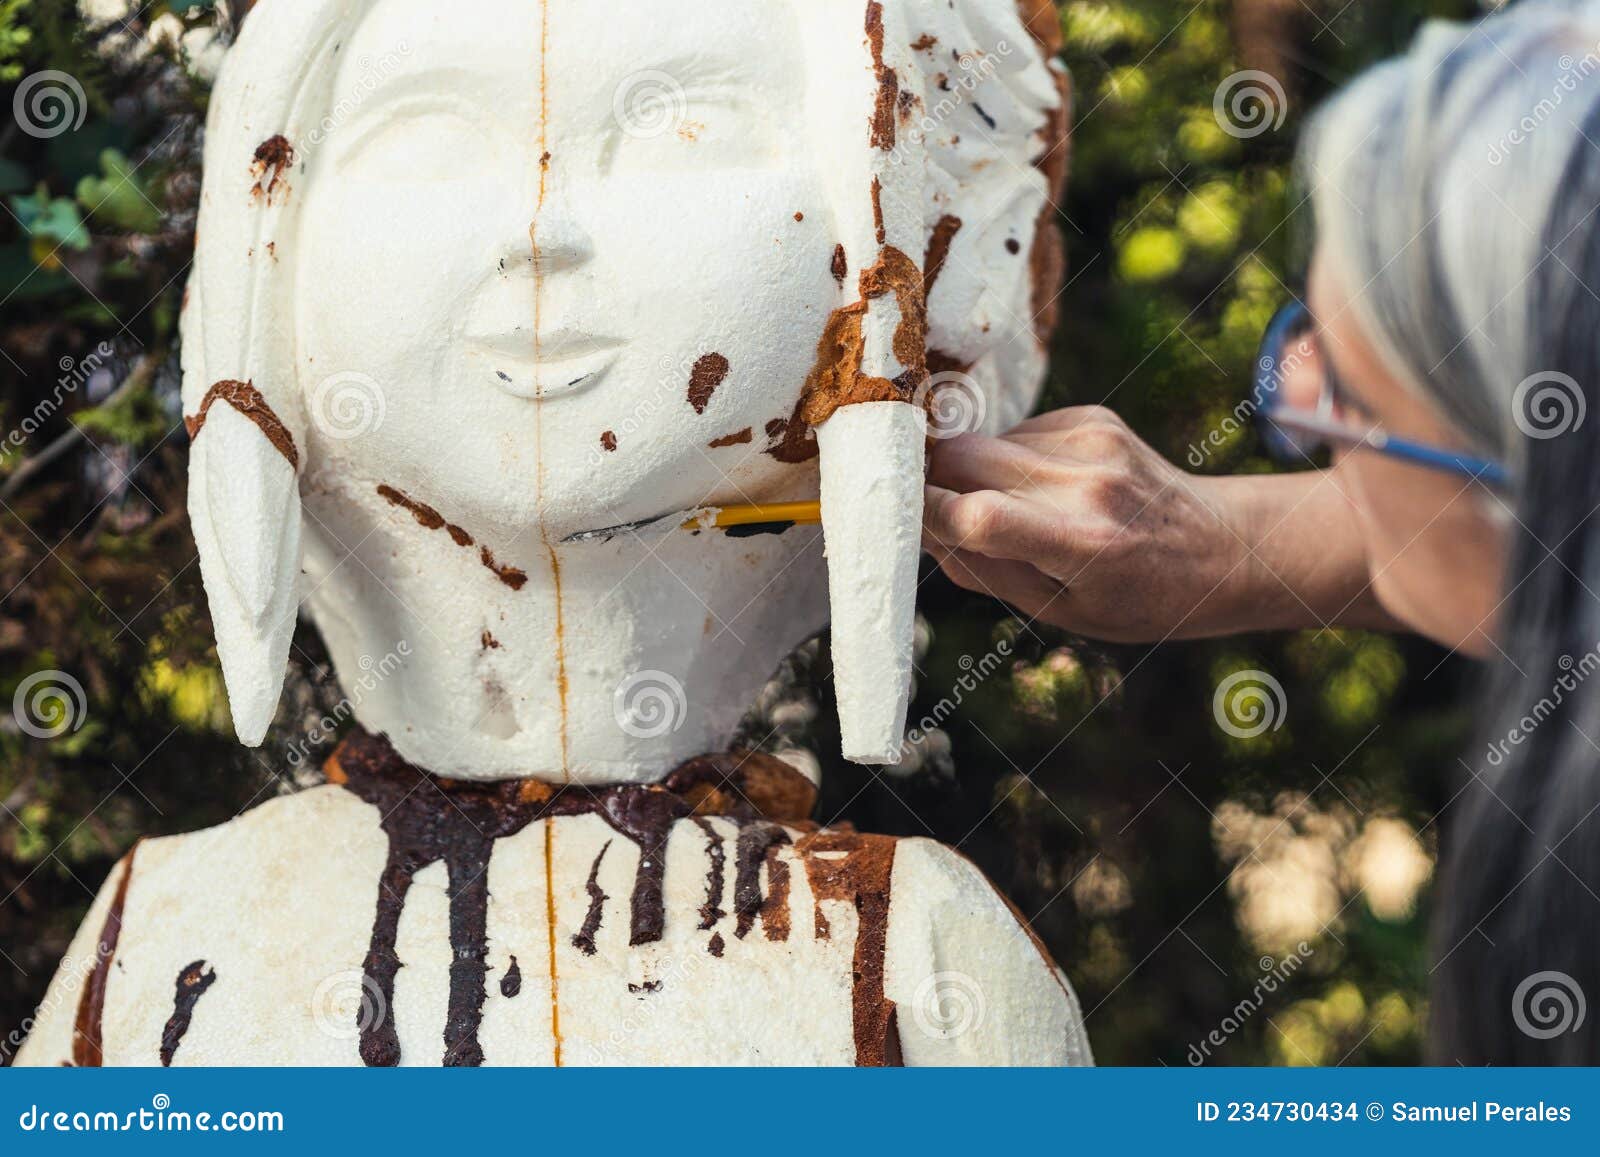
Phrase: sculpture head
[{"left": 182, "top": 0, "right": 1068, "bottom": 783}]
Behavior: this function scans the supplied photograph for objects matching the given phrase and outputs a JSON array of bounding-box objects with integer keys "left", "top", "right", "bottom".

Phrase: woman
[{"left": 923, "top": 0, "right": 1600, "bottom": 1063}]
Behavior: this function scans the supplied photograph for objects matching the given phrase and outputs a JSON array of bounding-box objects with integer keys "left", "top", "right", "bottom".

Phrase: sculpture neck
[{"left": 298, "top": 472, "right": 828, "bottom": 783}]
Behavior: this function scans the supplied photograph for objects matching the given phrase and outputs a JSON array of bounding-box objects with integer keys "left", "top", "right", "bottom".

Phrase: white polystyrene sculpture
[
  {"left": 18, "top": 0, "right": 1093, "bottom": 1069},
  {"left": 178, "top": 0, "right": 1068, "bottom": 782}
]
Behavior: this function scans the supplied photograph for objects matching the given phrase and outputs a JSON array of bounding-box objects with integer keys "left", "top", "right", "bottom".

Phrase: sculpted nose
[{"left": 526, "top": 193, "right": 593, "bottom": 274}]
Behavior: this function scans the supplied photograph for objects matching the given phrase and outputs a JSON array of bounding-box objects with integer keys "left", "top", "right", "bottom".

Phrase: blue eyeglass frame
[{"left": 1251, "top": 301, "right": 1510, "bottom": 489}]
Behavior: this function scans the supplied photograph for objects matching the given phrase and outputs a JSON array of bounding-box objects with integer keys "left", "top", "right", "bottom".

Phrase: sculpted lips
[{"left": 468, "top": 327, "right": 624, "bottom": 400}]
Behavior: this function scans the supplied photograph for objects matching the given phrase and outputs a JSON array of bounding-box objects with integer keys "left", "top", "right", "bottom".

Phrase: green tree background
[{"left": 0, "top": 0, "right": 1483, "bottom": 1064}]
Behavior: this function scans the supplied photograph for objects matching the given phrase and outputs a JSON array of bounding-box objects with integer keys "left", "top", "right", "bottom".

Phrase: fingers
[
  {"left": 926, "top": 544, "right": 1072, "bottom": 623},
  {"left": 922, "top": 483, "right": 1067, "bottom": 564},
  {"left": 926, "top": 433, "right": 1046, "bottom": 493},
  {"left": 1004, "top": 404, "right": 1127, "bottom": 439}
]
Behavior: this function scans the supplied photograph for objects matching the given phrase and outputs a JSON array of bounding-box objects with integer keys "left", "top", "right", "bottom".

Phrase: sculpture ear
[
  {"left": 818, "top": 403, "right": 926, "bottom": 764},
  {"left": 811, "top": 0, "right": 931, "bottom": 765},
  {"left": 177, "top": 1, "right": 351, "bottom": 746},
  {"left": 186, "top": 381, "right": 302, "bottom": 747}
]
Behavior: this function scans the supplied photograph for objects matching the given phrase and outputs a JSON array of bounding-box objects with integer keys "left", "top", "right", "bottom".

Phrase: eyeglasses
[{"left": 1251, "top": 301, "right": 1509, "bottom": 488}]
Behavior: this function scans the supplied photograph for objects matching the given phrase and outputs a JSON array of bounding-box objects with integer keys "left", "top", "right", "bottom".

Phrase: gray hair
[
  {"left": 1300, "top": 0, "right": 1600, "bottom": 1064},
  {"left": 1301, "top": 0, "right": 1600, "bottom": 470}
]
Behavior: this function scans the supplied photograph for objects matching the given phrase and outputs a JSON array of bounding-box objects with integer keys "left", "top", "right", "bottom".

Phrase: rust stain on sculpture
[
  {"left": 376, "top": 483, "right": 524, "bottom": 587},
  {"left": 762, "top": 411, "right": 819, "bottom": 463},
  {"left": 159, "top": 960, "right": 217, "bottom": 1066},
  {"left": 687, "top": 353, "right": 730, "bottom": 415},
  {"left": 796, "top": 830, "right": 904, "bottom": 1066},
  {"left": 708, "top": 427, "right": 752, "bottom": 448},
  {"left": 187, "top": 380, "right": 299, "bottom": 469},
  {"left": 250, "top": 134, "right": 294, "bottom": 205},
  {"left": 865, "top": 2, "right": 898, "bottom": 151},
  {"left": 71, "top": 843, "right": 139, "bottom": 1067},
  {"left": 923, "top": 214, "right": 962, "bottom": 299},
  {"left": 796, "top": 245, "right": 927, "bottom": 428}
]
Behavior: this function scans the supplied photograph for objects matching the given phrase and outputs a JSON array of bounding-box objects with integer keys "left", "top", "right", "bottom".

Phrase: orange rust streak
[
  {"left": 544, "top": 817, "right": 563, "bottom": 1066},
  {"left": 544, "top": 540, "right": 571, "bottom": 773},
  {"left": 530, "top": 2, "right": 571, "bottom": 782}
]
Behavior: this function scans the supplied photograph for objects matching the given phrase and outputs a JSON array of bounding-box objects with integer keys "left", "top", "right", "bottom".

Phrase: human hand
[{"left": 922, "top": 406, "right": 1394, "bottom": 641}]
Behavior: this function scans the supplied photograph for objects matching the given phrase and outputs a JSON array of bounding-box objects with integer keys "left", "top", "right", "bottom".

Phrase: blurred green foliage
[{"left": 0, "top": 0, "right": 1483, "bottom": 1065}]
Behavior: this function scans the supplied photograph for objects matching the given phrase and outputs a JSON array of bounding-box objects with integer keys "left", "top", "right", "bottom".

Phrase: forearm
[{"left": 1207, "top": 468, "right": 1400, "bottom": 634}]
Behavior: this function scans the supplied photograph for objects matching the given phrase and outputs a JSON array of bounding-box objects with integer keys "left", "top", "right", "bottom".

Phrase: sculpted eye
[
  {"left": 603, "top": 84, "right": 781, "bottom": 173},
  {"left": 335, "top": 107, "right": 496, "bottom": 183}
]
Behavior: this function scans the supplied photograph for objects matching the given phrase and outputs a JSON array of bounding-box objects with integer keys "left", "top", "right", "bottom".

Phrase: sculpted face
[
  {"left": 180, "top": 0, "right": 1066, "bottom": 777},
  {"left": 296, "top": 0, "right": 834, "bottom": 533}
]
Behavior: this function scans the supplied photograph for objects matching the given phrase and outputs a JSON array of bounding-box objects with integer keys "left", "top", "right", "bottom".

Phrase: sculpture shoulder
[
  {"left": 885, "top": 837, "right": 1094, "bottom": 1066},
  {"left": 11, "top": 786, "right": 384, "bottom": 1067}
]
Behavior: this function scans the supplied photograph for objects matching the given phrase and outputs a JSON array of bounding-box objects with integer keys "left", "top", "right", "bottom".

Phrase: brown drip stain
[
  {"left": 376, "top": 483, "right": 525, "bottom": 588},
  {"left": 337, "top": 734, "right": 549, "bottom": 1067},
  {"left": 795, "top": 830, "right": 904, "bottom": 1066},
  {"left": 692, "top": 817, "right": 726, "bottom": 931},
  {"left": 687, "top": 353, "right": 730, "bottom": 415},
  {"left": 923, "top": 214, "right": 963, "bottom": 299},
  {"left": 733, "top": 823, "right": 791, "bottom": 940},
  {"left": 329, "top": 730, "right": 816, "bottom": 1066},
  {"left": 762, "top": 412, "right": 819, "bottom": 464},
  {"left": 481, "top": 630, "right": 501, "bottom": 650},
  {"left": 159, "top": 960, "right": 216, "bottom": 1067},
  {"left": 500, "top": 955, "right": 522, "bottom": 998},
  {"left": 186, "top": 380, "right": 298, "bottom": 469},
  {"left": 911, "top": 33, "right": 938, "bottom": 50},
  {"left": 707, "top": 427, "right": 752, "bottom": 448},
  {"left": 572, "top": 840, "right": 612, "bottom": 955},
  {"left": 250, "top": 134, "right": 294, "bottom": 204},
  {"left": 480, "top": 546, "right": 529, "bottom": 591},
  {"left": 600, "top": 430, "right": 618, "bottom": 452},
  {"left": 598, "top": 789, "right": 691, "bottom": 947},
  {"left": 865, "top": 2, "right": 898, "bottom": 151},
  {"left": 72, "top": 843, "right": 138, "bottom": 1067},
  {"left": 758, "top": 842, "right": 792, "bottom": 942},
  {"left": 870, "top": 177, "right": 886, "bottom": 245},
  {"left": 377, "top": 483, "right": 470, "bottom": 543},
  {"left": 831, "top": 243, "right": 848, "bottom": 284},
  {"left": 707, "top": 932, "right": 726, "bottom": 958}
]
